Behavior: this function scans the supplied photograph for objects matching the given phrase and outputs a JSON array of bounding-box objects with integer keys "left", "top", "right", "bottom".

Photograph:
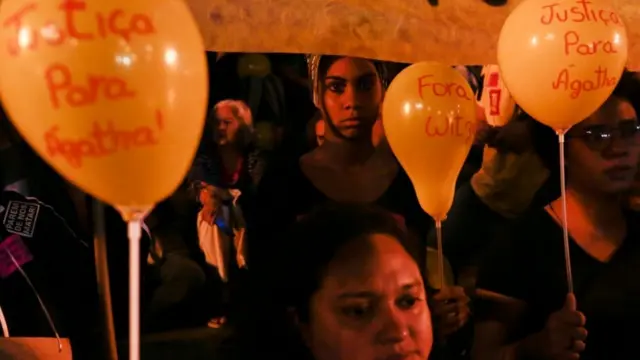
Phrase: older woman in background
[{"left": 186, "top": 99, "right": 265, "bottom": 325}]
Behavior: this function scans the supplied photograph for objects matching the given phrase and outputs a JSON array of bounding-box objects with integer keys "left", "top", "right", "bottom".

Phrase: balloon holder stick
[
  {"left": 557, "top": 131, "right": 574, "bottom": 294},
  {"left": 435, "top": 219, "right": 445, "bottom": 290},
  {"left": 116, "top": 206, "right": 151, "bottom": 360},
  {"left": 128, "top": 218, "right": 141, "bottom": 360}
]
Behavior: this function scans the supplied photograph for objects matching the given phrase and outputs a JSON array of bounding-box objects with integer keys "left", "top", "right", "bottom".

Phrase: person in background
[
  {"left": 246, "top": 204, "right": 434, "bottom": 360},
  {"left": 188, "top": 100, "right": 262, "bottom": 325},
  {"left": 190, "top": 99, "right": 263, "bottom": 254},
  {"left": 305, "top": 111, "right": 325, "bottom": 149},
  {"left": 473, "top": 72, "right": 640, "bottom": 360},
  {"left": 193, "top": 99, "right": 265, "bottom": 191}
]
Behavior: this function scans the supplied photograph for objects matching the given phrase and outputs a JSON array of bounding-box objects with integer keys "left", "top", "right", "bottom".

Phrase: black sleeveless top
[{"left": 249, "top": 155, "right": 433, "bottom": 276}]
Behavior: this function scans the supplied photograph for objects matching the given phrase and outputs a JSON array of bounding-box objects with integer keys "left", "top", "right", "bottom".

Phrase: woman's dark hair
[
  {"left": 531, "top": 70, "right": 640, "bottom": 174},
  {"left": 316, "top": 56, "right": 342, "bottom": 125},
  {"left": 317, "top": 56, "right": 340, "bottom": 84},
  {"left": 281, "top": 203, "right": 421, "bottom": 322}
]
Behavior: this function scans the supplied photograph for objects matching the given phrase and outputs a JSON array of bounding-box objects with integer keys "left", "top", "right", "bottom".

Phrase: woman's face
[
  {"left": 322, "top": 58, "right": 383, "bottom": 140},
  {"left": 567, "top": 96, "right": 640, "bottom": 194},
  {"left": 213, "top": 105, "right": 241, "bottom": 146},
  {"left": 302, "top": 233, "right": 432, "bottom": 360}
]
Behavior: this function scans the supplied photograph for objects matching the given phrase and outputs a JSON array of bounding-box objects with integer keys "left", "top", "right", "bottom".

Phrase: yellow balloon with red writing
[
  {"left": 382, "top": 62, "right": 477, "bottom": 221},
  {"left": 0, "top": 0, "right": 208, "bottom": 208},
  {"left": 498, "top": 0, "right": 627, "bottom": 132}
]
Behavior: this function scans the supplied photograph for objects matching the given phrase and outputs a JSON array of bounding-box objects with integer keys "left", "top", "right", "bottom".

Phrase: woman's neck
[
  {"left": 318, "top": 138, "right": 375, "bottom": 167},
  {"left": 562, "top": 184, "right": 625, "bottom": 230}
]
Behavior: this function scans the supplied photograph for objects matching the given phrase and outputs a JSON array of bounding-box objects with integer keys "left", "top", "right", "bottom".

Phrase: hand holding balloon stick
[
  {"left": 0, "top": 0, "right": 208, "bottom": 358},
  {"left": 498, "top": 0, "right": 628, "bottom": 294},
  {"left": 383, "top": 62, "right": 477, "bottom": 289}
]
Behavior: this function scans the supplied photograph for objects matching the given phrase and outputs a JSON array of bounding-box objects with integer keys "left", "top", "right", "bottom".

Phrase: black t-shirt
[
  {"left": 0, "top": 190, "right": 98, "bottom": 357},
  {"left": 477, "top": 208, "right": 640, "bottom": 360},
  {"left": 249, "top": 156, "right": 433, "bottom": 277}
]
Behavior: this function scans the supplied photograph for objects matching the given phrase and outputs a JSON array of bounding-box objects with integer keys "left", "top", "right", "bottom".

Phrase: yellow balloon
[
  {"left": 0, "top": 0, "right": 208, "bottom": 209},
  {"left": 498, "top": 0, "right": 628, "bottom": 132},
  {"left": 383, "top": 62, "right": 477, "bottom": 221},
  {"left": 237, "top": 53, "right": 271, "bottom": 78}
]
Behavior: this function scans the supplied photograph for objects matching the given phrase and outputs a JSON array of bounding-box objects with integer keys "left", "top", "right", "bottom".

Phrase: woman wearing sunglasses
[{"left": 472, "top": 71, "right": 640, "bottom": 360}]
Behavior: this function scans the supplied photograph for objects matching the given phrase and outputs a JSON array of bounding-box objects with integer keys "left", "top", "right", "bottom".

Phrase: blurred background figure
[
  {"left": 306, "top": 111, "right": 325, "bottom": 149},
  {"left": 188, "top": 99, "right": 261, "bottom": 327},
  {"left": 193, "top": 99, "right": 265, "bottom": 191}
]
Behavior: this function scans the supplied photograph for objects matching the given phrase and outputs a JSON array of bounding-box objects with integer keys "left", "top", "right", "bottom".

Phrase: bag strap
[{"left": 3, "top": 248, "right": 63, "bottom": 352}]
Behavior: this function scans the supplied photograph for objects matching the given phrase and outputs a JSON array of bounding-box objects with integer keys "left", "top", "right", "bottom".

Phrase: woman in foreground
[{"left": 280, "top": 204, "right": 434, "bottom": 360}]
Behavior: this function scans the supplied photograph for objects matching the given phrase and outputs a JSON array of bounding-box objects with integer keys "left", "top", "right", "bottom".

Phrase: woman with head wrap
[
  {"left": 258, "top": 57, "right": 427, "bottom": 224},
  {"left": 252, "top": 55, "right": 426, "bottom": 264},
  {"left": 247, "top": 56, "right": 470, "bottom": 356}
]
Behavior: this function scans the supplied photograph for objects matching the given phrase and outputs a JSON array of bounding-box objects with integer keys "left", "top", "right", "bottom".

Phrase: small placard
[
  {"left": 0, "top": 234, "right": 34, "bottom": 278},
  {"left": 3, "top": 200, "right": 40, "bottom": 238}
]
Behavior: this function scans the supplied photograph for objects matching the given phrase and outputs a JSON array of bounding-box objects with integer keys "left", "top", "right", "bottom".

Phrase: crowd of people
[{"left": 1, "top": 52, "right": 639, "bottom": 360}]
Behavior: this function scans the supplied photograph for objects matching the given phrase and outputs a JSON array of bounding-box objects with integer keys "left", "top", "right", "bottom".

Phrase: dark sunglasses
[{"left": 567, "top": 119, "right": 640, "bottom": 150}]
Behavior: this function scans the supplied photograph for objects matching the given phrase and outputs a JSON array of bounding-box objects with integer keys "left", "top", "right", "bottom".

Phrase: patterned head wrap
[{"left": 305, "top": 54, "right": 389, "bottom": 109}]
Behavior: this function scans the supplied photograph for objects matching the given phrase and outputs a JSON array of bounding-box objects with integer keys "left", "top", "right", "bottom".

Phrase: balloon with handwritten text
[
  {"left": 382, "top": 62, "right": 477, "bottom": 221},
  {"left": 498, "top": 0, "right": 627, "bottom": 132},
  {"left": 0, "top": 0, "right": 208, "bottom": 210}
]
